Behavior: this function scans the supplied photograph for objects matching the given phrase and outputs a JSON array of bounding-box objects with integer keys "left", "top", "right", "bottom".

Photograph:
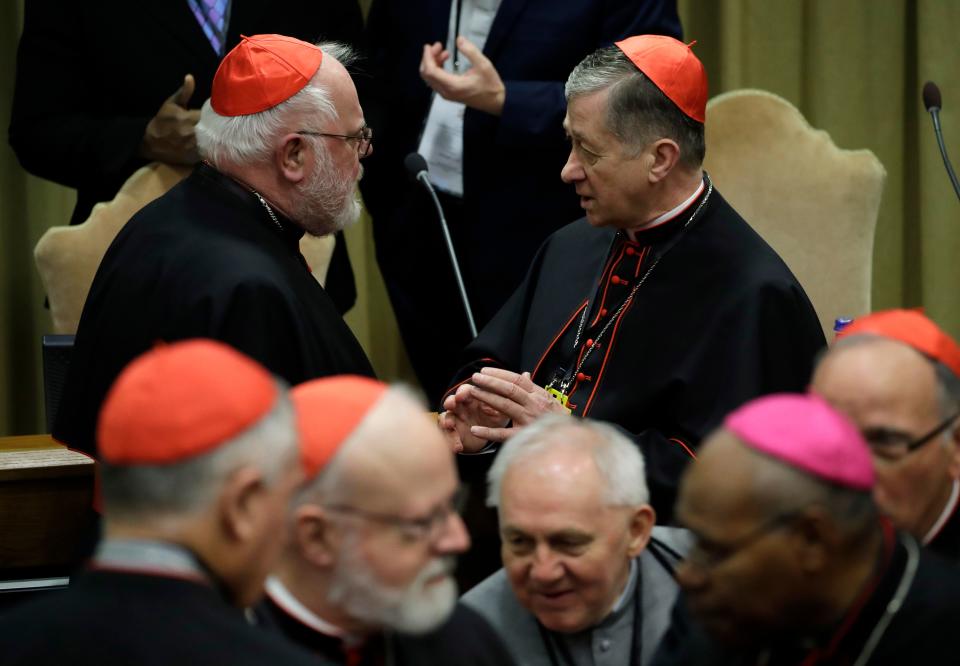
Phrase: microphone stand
[{"left": 929, "top": 107, "right": 960, "bottom": 203}]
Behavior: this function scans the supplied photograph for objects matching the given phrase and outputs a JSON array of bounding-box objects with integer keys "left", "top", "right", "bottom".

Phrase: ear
[
  {"left": 793, "top": 507, "right": 830, "bottom": 574},
  {"left": 647, "top": 138, "right": 681, "bottom": 183},
  {"left": 295, "top": 504, "right": 339, "bottom": 568},
  {"left": 219, "top": 465, "right": 268, "bottom": 544},
  {"left": 277, "top": 133, "right": 310, "bottom": 184},
  {"left": 626, "top": 504, "right": 656, "bottom": 558},
  {"left": 947, "top": 426, "right": 960, "bottom": 480}
]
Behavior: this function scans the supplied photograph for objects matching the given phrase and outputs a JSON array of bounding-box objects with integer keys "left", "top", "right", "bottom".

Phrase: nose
[
  {"left": 435, "top": 512, "right": 470, "bottom": 555},
  {"left": 560, "top": 148, "right": 585, "bottom": 184},
  {"left": 529, "top": 545, "right": 564, "bottom": 585}
]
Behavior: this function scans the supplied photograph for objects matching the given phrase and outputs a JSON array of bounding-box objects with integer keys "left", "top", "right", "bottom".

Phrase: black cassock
[
  {"left": 253, "top": 594, "right": 516, "bottom": 666},
  {"left": 54, "top": 163, "right": 374, "bottom": 456},
  {"left": 650, "top": 528, "right": 960, "bottom": 665},
  {"left": 0, "top": 570, "right": 319, "bottom": 666},
  {"left": 928, "top": 497, "right": 960, "bottom": 563},
  {"left": 448, "top": 179, "right": 826, "bottom": 518}
]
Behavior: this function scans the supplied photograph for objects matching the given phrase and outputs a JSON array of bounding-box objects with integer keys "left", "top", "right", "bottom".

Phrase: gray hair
[
  {"left": 196, "top": 41, "right": 357, "bottom": 167},
  {"left": 296, "top": 384, "right": 426, "bottom": 506},
  {"left": 101, "top": 381, "right": 298, "bottom": 522},
  {"left": 564, "top": 45, "right": 705, "bottom": 167},
  {"left": 486, "top": 415, "right": 649, "bottom": 509}
]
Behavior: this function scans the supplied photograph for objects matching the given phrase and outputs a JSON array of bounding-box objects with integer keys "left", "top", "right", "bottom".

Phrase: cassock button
[
  {"left": 600, "top": 308, "right": 608, "bottom": 317},
  {"left": 611, "top": 275, "right": 622, "bottom": 285},
  {"left": 625, "top": 246, "right": 636, "bottom": 256},
  {"left": 576, "top": 372, "right": 588, "bottom": 382},
  {"left": 586, "top": 338, "right": 594, "bottom": 348}
]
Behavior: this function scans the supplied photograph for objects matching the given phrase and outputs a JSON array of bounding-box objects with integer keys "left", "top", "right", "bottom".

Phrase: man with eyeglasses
[
  {"left": 54, "top": 34, "right": 375, "bottom": 460},
  {"left": 462, "top": 415, "right": 690, "bottom": 666},
  {"left": 811, "top": 309, "right": 960, "bottom": 562},
  {"left": 652, "top": 393, "right": 960, "bottom": 665},
  {"left": 254, "top": 375, "right": 514, "bottom": 665}
]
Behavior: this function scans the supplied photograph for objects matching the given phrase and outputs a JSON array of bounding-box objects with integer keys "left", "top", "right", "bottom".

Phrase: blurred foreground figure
[
  {"left": 0, "top": 340, "right": 317, "bottom": 665},
  {"left": 653, "top": 394, "right": 960, "bottom": 665},
  {"left": 255, "top": 376, "right": 514, "bottom": 665},
  {"left": 463, "top": 416, "right": 690, "bottom": 666},
  {"left": 812, "top": 309, "right": 960, "bottom": 562},
  {"left": 54, "top": 34, "right": 374, "bottom": 458}
]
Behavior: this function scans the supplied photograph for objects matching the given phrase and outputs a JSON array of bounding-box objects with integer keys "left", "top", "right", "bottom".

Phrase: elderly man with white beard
[
  {"left": 54, "top": 34, "right": 376, "bottom": 459},
  {"left": 253, "top": 375, "right": 515, "bottom": 666}
]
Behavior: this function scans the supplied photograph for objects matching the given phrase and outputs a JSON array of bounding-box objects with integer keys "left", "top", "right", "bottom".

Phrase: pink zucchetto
[{"left": 724, "top": 393, "right": 875, "bottom": 491}]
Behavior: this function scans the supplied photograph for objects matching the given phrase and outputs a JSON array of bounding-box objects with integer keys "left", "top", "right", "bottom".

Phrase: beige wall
[{"left": 2, "top": 1, "right": 958, "bottom": 434}]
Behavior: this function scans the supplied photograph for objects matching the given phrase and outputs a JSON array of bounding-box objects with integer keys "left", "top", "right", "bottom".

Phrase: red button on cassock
[
  {"left": 586, "top": 338, "right": 594, "bottom": 348},
  {"left": 576, "top": 372, "right": 587, "bottom": 382},
  {"left": 611, "top": 275, "right": 621, "bottom": 285},
  {"left": 626, "top": 247, "right": 636, "bottom": 256},
  {"left": 600, "top": 308, "right": 608, "bottom": 317}
]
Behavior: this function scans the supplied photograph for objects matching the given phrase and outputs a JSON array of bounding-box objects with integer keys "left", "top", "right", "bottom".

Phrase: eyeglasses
[
  {"left": 685, "top": 510, "right": 803, "bottom": 570},
  {"left": 297, "top": 126, "right": 373, "bottom": 158},
  {"left": 324, "top": 486, "right": 466, "bottom": 543},
  {"left": 861, "top": 409, "right": 960, "bottom": 462}
]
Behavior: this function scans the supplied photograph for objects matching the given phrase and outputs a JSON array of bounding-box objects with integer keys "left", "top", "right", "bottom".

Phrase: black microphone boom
[
  {"left": 404, "top": 152, "right": 478, "bottom": 338},
  {"left": 922, "top": 80, "right": 960, "bottom": 203}
]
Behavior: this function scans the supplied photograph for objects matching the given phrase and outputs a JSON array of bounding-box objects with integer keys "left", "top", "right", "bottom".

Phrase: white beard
[
  {"left": 327, "top": 549, "right": 458, "bottom": 635},
  {"left": 293, "top": 146, "right": 363, "bottom": 237}
]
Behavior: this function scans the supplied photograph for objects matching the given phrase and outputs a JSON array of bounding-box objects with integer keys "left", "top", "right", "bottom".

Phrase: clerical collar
[
  {"left": 93, "top": 538, "right": 208, "bottom": 584},
  {"left": 924, "top": 478, "right": 960, "bottom": 545},
  {"left": 265, "top": 576, "right": 364, "bottom": 647},
  {"left": 626, "top": 178, "right": 706, "bottom": 241}
]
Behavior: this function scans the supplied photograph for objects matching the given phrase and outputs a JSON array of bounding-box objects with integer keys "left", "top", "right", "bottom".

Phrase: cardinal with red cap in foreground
[
  {"left": 651, "top": 393, "right": 960, "bottom": 665},
  {"left": 813, "top": 308, "right": 960, "bottom": 562},
  {"left": 0, "top": 340, "right": 321, "bottom": 665},
  {"left": 251, "top": 375, "right": 515, "bottom": 666},
  {"left": 54, "top": 34, "right": 375, "bottom": 460},
  {"left": 439, "top": 34, "right": 824, "bottom": 588}
]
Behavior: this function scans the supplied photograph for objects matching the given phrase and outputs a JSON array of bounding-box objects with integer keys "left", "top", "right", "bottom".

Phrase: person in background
[
  {"left": 0, "top": 339, "right": 319, "bottom": 665},
  {"left": 653, "top": 394, "right": 960, "bottom": 665},
  {"left": 255, "top": 375, "right": 514, "bottom": 665},
  {"left": 9, "top": 0, "right": 364, "bottom": 312},
  {"left": 812, "top": 308, "right": 960, "bottom": 562},
  {"left": 462, "top": 415, "right": 690, "bottom": 666},
  {"left": 53, "top": 35, "right": 375, "bottom": 459}
]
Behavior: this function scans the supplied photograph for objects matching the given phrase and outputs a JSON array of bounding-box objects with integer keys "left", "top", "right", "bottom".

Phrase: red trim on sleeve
[{"left": 669, "top": 438, "right": 697, "bottom": 460}]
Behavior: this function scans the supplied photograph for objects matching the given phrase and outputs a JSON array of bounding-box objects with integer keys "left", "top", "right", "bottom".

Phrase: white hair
[
  {"left": 486, "top": 415, "right": 649, "bottom": 509},
  {"left": 196, "top": 41, "right": 356, "bottom": 167},
  {"left": 101, "top": 380, "right": 298, "bottom": 522}
]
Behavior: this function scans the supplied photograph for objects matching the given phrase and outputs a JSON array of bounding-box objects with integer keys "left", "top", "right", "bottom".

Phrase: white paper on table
[{"left": 417, "top": 95, "right": 466, "bottom": 196}]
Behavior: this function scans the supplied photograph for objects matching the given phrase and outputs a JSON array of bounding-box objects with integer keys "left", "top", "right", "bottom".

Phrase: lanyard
[
  {"left": 452, "top": 0, "right": 464, "bottom": 71},
  {"left": 536, "top": 566, "right": 643, "bottom": 666}
]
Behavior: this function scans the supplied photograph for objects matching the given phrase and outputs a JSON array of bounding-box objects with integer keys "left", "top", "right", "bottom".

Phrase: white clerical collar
[
  {"left": 265, "top": 576, "right": 363, "bottom": 646},
  {"left": 626, "top": 179, "right": 706, "bottom": 241},
  {"left": 923, "top": 478, "right": 960, "bottom": 545},
  {"left": 610, "top": 558, "right": 638, "bottom": 615}
]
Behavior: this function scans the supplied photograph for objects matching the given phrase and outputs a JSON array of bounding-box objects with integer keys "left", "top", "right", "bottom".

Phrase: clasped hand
[{"left": 439, "top": 368, "right": 569, "bottom": 453}]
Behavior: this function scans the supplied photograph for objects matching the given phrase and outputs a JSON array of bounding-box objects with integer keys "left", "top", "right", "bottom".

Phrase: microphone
[
  {"left": 404, "top": 152, "right": 478, "bottom": 338},
  {"left": 922, "top": 81, "right": 960, "bottom": 202}
]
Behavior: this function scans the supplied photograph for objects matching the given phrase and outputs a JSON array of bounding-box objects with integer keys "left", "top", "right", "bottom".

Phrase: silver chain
[
  {"left": 562, "top": 180, "right": 713, "bottom": 393},
  {"left": 252, "top": 191, "right": 284, "bottom": 233}
]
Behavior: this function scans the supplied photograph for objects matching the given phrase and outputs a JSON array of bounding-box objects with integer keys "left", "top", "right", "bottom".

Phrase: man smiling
[{"left": 462, "top": 416, "right": 690, "bottom": 666}]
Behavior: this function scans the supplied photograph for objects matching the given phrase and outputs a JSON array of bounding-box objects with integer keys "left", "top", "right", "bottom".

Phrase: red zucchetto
[
  {"left": 211, "top": 34, "right": 324, "bottom": 116},
  {"left": 614, "top": 34, "right": 708, "bottom": 123},
  {"left": 291, "top": 376, "right": 388, "bottom": 478},
  {"left": 98, "top": 339, "right": 278, "bottom": 465}
]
